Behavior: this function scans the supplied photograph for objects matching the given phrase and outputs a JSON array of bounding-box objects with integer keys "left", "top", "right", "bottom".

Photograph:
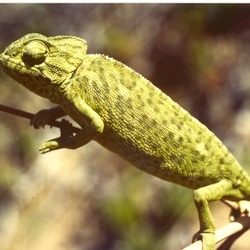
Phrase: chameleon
[{"left": 0, "top": 33, "right": 250, "bottom": 250}]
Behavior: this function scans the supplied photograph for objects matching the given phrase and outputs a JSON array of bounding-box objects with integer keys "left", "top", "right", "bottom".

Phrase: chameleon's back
[{"left": 69, "top": 54, "right": 247, "bottom": 190}]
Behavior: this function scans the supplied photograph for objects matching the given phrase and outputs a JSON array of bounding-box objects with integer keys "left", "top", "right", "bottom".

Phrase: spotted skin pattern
[{"left": 1, "top": 33, "right": 250, "bottom": 249}]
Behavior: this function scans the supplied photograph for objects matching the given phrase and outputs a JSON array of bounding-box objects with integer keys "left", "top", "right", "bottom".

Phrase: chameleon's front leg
[
  {"left": 31, "top": 98, "right": 104, "bottom": 153},
  {"left": 31, "top": 106, "right": 67, "bottom": 128},
  {"left": 193, "top": 180, "right": 233, "bottom": 250}
]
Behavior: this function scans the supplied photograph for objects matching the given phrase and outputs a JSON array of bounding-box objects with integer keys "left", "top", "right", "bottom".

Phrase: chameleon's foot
[
  {"left": 31, "top": 109, "right": 54, "bottom": 128},
  {"left": 59, "top": 119, "right": 75, "bottom": 137},
  {"left": 226, "top": 200, "right": 250, "bottom": 221},
  {"left": 38, "top": 120, "right": 76, "bottom": 154},
  {"left": 193, "top": 231, "right": 215, "bottom": 250}
]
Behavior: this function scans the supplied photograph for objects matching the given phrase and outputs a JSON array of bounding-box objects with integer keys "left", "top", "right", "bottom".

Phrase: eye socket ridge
[{"left": 22, "top": 40, "right": 48, "bottom": 66}]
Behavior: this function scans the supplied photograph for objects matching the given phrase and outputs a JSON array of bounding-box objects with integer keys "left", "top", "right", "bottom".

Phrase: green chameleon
[{"left": 0, "top": 33, "right": 250, "bottom": 250}]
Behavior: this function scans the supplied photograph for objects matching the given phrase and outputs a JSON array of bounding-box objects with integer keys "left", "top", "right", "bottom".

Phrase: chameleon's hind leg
[{"left": 193, "top": 179, "right": 233, "bottom": 250}]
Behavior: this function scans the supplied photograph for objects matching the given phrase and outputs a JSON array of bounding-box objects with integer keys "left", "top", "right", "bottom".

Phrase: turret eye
[{"left": 22, "top": 41, "right": 48, "bottom": 66}]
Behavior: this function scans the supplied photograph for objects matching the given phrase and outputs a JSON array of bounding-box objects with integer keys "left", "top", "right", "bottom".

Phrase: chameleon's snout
[
  {"left": 0, "top": 53, "right": 8, "bottom": 66},
  {"left": 0, "top": 53, "right": 10, "bottom": 71},
  {"left": 0, "top": 53, "right": 4, "bottom": 63}
]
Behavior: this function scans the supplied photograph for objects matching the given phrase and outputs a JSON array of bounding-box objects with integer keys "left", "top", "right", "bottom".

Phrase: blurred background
[{"left": 1, "top": 3, "right": 250, "bottom": 250}]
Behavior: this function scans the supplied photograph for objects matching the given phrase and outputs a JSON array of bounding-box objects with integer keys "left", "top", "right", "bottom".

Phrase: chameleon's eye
[{"left": 22, "top": 41, "right": 48, "bottom": 66}]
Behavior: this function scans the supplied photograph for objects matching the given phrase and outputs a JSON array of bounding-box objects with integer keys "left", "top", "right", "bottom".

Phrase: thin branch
[
  {"left": 182, "top": 216, "right": 250, "bottom": 250},
  {"left": 0, "top": 104, "right": 80, "bottom": 133}
]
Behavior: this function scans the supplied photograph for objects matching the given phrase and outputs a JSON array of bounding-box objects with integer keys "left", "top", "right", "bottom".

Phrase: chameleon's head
[{"left": 0, "top": 33, "right": 87, "bottom": 102}]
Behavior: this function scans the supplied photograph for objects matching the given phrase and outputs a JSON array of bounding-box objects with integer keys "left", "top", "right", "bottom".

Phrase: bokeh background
[{"left": 1, "top": 3, "right": 250, "bottom": 250}]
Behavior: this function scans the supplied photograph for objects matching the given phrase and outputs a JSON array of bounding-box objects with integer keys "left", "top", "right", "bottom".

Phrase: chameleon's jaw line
[{"left": 1, "top": 33, "right": 250, "bottom": 250}]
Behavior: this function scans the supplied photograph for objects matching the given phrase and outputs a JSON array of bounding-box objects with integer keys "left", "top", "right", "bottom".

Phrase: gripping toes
[
  {"left": 38, "top": 141, "right": 60, "bottom": 154},
  {"left": 31, "top": 109, "right": 53, "bottom": 129}
]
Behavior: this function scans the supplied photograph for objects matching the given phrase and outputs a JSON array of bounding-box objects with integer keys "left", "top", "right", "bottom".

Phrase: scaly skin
[{"left": 1, "top": 33, "right": 250, "bottom": 249}]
